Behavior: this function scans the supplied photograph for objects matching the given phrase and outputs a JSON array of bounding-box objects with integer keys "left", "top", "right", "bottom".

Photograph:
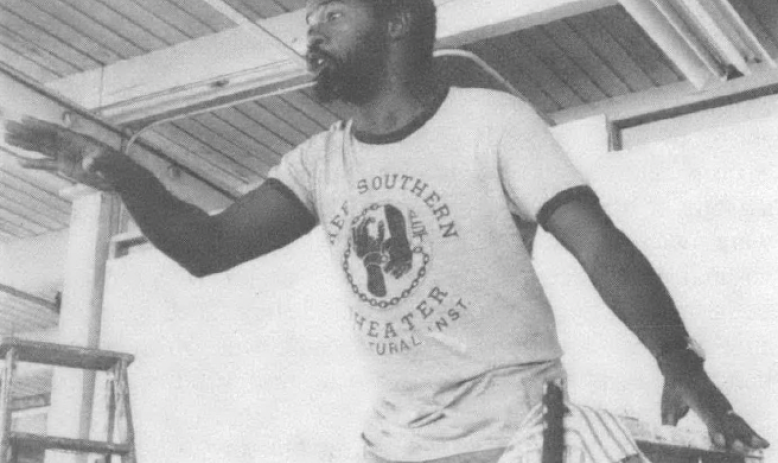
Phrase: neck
[{"left": 351, "top": 68, "right": 439, "bottom": 137}]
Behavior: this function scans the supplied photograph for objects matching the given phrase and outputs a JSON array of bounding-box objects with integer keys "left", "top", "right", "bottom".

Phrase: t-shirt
[{"left": 268, "top": 87, "right": 588, "bottom": 461}]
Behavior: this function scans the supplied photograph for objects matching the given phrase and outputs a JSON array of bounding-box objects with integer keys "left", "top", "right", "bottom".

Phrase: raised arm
[
  {"left": 4, "top": 117, "right": 317, "bottom": 277},
  {"left": 542, "top": 193, "right": 769, "bottom": 454}
]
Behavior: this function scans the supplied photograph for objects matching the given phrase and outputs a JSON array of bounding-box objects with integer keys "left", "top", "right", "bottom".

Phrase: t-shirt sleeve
[
  {"left": 498, "top": 102, "right": 587, "bottom": 223},
  {"left": 266, "top": 139, "right": 319, "bottom": 219}
]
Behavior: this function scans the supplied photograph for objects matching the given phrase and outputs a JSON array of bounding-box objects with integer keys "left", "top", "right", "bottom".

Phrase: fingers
[
  {"left": 660, "top": 380, "right": 689, "bottom": 426},
  {"left": 4, "top": 118, "right": 61, "bottom": 157},
  {"left": 710, "top": 411, "right": 770, "bottom": 454},
  {"left": 18, "top": 157, "right": 58, "bottom": 171}
]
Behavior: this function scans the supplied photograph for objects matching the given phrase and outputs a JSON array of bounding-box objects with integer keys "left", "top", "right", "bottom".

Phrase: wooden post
[
  {"left": 0, "top": 348, "right": 17, "bottom": 463},
  {"left": 45, "top": 191, "right": 119, "bottom": 463}
]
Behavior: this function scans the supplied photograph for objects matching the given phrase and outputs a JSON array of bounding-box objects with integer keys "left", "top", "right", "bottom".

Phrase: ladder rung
[
  {"left": 9, "top": 432, "right": 131, "bottom": 455},
  {"left": 0, "top": 337, "right": 134, "bottom": 370}
]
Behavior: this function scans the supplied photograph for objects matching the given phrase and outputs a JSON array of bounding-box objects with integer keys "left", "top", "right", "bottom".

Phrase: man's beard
[{"left": 310, "top": 30, "right": 389, "bottom": 105}]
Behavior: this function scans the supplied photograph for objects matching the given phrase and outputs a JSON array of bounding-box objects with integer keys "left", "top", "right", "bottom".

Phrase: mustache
[{"left": 306, "top": 44, "right": 336, "bottom": 64}]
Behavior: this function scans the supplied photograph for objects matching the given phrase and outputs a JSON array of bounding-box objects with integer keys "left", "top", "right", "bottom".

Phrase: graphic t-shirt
[{"left": 269, "top": 87, "right": 587, "bottom": 461}]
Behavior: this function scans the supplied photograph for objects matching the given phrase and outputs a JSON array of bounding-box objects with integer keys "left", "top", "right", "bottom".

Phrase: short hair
[{"left": 368, "top": 0, "right": 437, "bottom": 70}]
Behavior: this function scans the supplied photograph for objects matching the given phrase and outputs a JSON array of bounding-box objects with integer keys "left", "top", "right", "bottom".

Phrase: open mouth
[{"left": 307, "top": 51, "right": 332, "bottom": 77}]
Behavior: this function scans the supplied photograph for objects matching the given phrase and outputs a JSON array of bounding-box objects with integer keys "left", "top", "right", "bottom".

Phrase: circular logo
[{"left": 343, "top": 203, "right": 431, "bottom": 309}]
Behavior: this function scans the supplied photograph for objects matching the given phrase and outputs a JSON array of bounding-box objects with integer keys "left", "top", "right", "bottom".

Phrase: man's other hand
[
  {"left": 4, "top": 116, "right": 117, "bottom": 190},
  {"left": 661, "top": 360, "right": 769, "bottom": 454}
]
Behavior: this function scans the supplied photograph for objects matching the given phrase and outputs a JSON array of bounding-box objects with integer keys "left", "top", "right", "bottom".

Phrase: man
[{"left": 3, "top": 0, "right": 769, "bottom": 462}]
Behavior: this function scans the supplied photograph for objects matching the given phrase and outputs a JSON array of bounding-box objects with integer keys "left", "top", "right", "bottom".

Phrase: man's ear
[{"left": 387, "top": 9, "right": 411, "bottom": 40}]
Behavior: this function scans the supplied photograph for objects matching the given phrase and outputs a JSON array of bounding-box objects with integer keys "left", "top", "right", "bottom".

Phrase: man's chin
[{"left": 312, "top": 79, "right": 340, "bottom": 104}]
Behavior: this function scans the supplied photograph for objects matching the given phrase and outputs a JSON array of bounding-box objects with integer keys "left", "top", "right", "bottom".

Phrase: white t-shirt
[{"left": 269, "top": 87, "right": 587, "bottom": 461}]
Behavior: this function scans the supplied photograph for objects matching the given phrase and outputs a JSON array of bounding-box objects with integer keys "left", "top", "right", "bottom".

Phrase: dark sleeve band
[{"left": 537, "top": 185, "right": 599, "bottom": 231}]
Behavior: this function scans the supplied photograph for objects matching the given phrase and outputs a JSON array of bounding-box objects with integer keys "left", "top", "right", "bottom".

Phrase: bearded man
[{"left": 4, "top": 1, "right": 768, "bottom": 462}]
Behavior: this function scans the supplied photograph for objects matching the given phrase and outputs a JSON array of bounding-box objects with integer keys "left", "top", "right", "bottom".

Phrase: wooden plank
[
  {"left": 24, "top": 0, "right": 145, "bottom": 60},
  {"left": 543, "top": 20, "right": 631, "bottom": 98},
  {"left": 0, "top": 301, "right": 58, "bottom": 331},
  {"left": 128, "top": 0, "right": 216, "bottom": 39},
  {"left": 257, "top": 97, "right": 326, "bottom": 135},
  {"left": 97, "top": 0, "right": 190, "bottom": 46},
  {"left": 211, "top": 106, "right": 298, "bottom": 153},
  {"left": 493, "top": 33, "right": 584, "bottom": 108},
  {"left": 565, "top": 13, "right": 655, "bottom": 92},
  {"left": 594, "top": 7, "right": 682, "bottom": 87},
  {"left": 54, "top": 0, "right": 166, "bottom": 52},
  {"left": 219, "top": 0, "right": 285, "bottom": 20},
  {"left": 0, "top": 170, "right": 71, "bottom": 214},
  {"left": 0, "top": 216, "right": 36, "bottom": 238},
  {"left": 140, "top": 128, "right": 255, "bottom": 191},
  {"left": 171, "top": 118, "right": 274, "bottom": 174},
  {"left": 0, "top": 43, "right": 60, "bottom": 83},
  {"left": 0, "top": 285, "right": 58, "bottom": 313},
  {"left": 166, "top": 0, "right": 236, "bottom": 31},
  {"left": 0, "top": 180, "right": 70, "bottom": 224},
  {"left": 0, "top": 6, "right": 99, "bottom": 71},
  {"left": 229, "top": 102, "right": 308, "bottom": 146},
  {"left": 2, "top": 0, "right": 121, "bottom": 65},
  {"left": 274, "top": 0, "right": 306, "bottom": 12},
  {"left": 520, "top": 26, "right": 608, "bottom": 104},
  {"left": 0, "top": 338, "right": 134, "bottom": 371},
  {"left": 280, "top": 91, "right": 342, "bottom": 129},
  {"left": 0, "top": 203, "right": 52, "bottom": 235},
  {"left": 10, "top": 432, "right": 131, "bottom": 454},
  {"left": 0, "top": 190, "right": 65, "bottom": 230},
  {"left": 0, "top": 27, "right": 73, "bottom": 79},
  {"left": 194, "top": 112, "right": 288, "bottom": 162},
  {"left": 462, "top": 42, "right": 561, "bottom": 113}
]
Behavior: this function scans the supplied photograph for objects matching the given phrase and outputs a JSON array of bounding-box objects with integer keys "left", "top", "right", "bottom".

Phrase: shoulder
[{"left": 447, "top": 87, "right": 536, "bottom": 118}]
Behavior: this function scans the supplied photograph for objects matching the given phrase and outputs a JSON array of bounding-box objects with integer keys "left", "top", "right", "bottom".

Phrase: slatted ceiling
[
  {"left": 95, "top": 0, "right": 192, "bottom": 45},
  {"left": 219, "top": 0, "right": 304, "bottom": 21},
  {"left": 0, "top": 293, "right": 58, "bottom": 337},
  {"left": 2, "top": 0, "right": 123, "bottom": 65},
  {"left": 257, "top": 97, "right": 327, "bottom": 135},
  {"left": 542, "top": 20, "right": 633, "bottom": 98},
  {"left": 128, "top": 0, "right": 219, "bottom": 38},
  {"left": 139, "top": 130, "right": 250, "bottom": 196},
  {"left": 211, "top": 106, "right": 300, "bottom": 153},
  {"left": 520, "top": 28, "right": 609, "bottom": 104},
  {"left": 565, "top": 14, "right": 658, "bottom": 93},
  {"left": 591, "top": 7, "right": 682, "bottom": 86},
  {"left": 170, "top": 118, "right": 273, "bottom": 175},
  {"left": 0, "top": 44, "right": 59, "bottom": 84},
  {"left": 730, "top": 0, "right": 778, "bottom": 57},
  {"left": 165, "top": 0, "right": 237, "bottom": 32},
  {"left": 0, "top": 195, "right": 63, "bottom": 234},
  {"left": 280, "top": 91, "right": 343, "bottom": 129},
  {"left": 228, "top": 102, "right": 309, "bottom": 147},
  {"left": 144, "top": 123, "right": 258, "bottom": 183},
  {"left": 23, "top": 0, "right": 148, "bottom": 59},
  {"left": 0, "top": 183, "right": 70, "bottom": 226},
  {"left": 0, "top": 7, "right": 102, "bottom": 72},
  {"left": 190, "top": 113, "right": 285, "bottom": 166}
]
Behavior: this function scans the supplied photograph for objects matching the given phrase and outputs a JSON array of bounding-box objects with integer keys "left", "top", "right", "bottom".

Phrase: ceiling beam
[
  {"left": 47, "top": 0, "right": 617, "bottom": 126},
  {"left": 1, "top": 69, "right": 234, "bottom": 212},
  {"left": 551, "top": 63, "right": 778, "bottom": 124}
]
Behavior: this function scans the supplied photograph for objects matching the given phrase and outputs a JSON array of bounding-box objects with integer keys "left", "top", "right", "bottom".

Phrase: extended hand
[
  {"left": 661, "top": 358, "right": 769, "bottom": 453},
  {"left": 4, "top": 117, "right": 117, "bottom": 190}
]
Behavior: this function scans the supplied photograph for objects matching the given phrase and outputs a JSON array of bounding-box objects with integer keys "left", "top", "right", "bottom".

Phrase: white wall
[
  {"left": 100, "top": 108, "right": 778, "bottom": 462},
  {"left": 0, "top": 230, "right": 67, "bottom": 300}
]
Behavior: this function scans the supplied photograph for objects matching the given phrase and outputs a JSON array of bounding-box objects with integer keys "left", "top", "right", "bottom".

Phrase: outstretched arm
[
  {"left": 542, "top": 194, "right": 769, "bottom": 454},
  {"left": 4, "top": 117, "right": 317, "bottom": 277}
]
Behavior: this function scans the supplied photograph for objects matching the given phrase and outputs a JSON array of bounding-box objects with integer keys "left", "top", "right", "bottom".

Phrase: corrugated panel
[
  {"left": 465, "top": 4, "right": 684, "bottom": 113},
  {"left": 0, "top": 0, "right": 239, "bottom": 83}
]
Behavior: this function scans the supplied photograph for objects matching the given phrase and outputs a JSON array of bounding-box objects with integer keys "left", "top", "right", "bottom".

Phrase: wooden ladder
[{"left": 0, "top": 337, "right": 136, "bottom": 463}]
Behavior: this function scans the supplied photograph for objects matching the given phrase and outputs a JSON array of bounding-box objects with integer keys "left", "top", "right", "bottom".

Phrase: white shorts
[{"left": 497, "top": 402, "right": 649, "bottom": 463}]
